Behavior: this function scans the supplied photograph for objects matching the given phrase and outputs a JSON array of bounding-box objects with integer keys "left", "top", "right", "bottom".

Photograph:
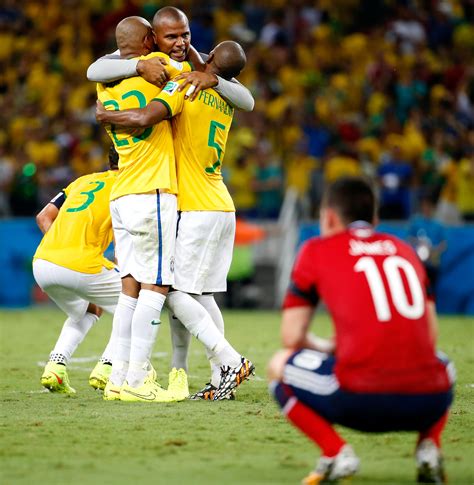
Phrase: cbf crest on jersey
[{"left": 163, "top": 81, "right": 179, "bottom": 96}]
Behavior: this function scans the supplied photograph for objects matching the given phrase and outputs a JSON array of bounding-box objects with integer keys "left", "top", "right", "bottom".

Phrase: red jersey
[{"left": 283, "top": 225, "right": 450, "bottom": 394}]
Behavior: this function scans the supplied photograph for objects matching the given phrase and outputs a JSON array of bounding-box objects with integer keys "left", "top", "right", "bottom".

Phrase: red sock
[
  {"left": 285, "top": 398, "right": 345, "bottom": 457},
  {"left": 418, "top": 412, "right": 449, "bottom": 448}
]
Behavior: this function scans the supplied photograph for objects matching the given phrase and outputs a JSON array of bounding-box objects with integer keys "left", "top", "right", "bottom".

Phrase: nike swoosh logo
[
  {"left": 50, "top": 371, "right": 63, "bottom": 384},
  {"left": 123, "top": 389, "right": 157, "bottom": 401}
]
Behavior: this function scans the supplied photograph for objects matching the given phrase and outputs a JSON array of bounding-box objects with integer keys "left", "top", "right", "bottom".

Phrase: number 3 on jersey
[
  {"left": 67, "top": 181, "right": 105, "bottom": 213},
  {"left": 355, "top": 255, "right": 425, "bottom": 322}
]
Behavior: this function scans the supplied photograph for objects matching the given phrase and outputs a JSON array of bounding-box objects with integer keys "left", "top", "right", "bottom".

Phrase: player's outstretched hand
[
  {"left": 137, "top": 57, "right": 169, "bottom": 87},
  {"left": 175, "top": 72, "right": 218, "bottom": 101}
]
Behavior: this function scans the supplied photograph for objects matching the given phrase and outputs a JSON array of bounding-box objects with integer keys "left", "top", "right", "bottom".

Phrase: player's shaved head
[
  {"left": 153, "top": 6, "right": 188, "bottom": 26},
  {"left": 115, "top": 16, "right": 154, "bottom": 57},
  {"left": 208, "top": 41, "right": 247, "bottom": 80},
  {"left": 323, "top": 177, "right": 377, "bottom": 225}
]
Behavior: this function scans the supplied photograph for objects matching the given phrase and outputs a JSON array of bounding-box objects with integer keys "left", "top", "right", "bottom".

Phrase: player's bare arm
[
  {"left": 36, "top": 203, "right": 59, "bottom": 234},
  {"left": 36, "top": 188, "right": 67, "bottom": 233},
  {"left": 281, "top": 306, "right": 335, "bottom": 352},
  {"left": 96, "top": 100, "right": 168, "bottom": 128}
]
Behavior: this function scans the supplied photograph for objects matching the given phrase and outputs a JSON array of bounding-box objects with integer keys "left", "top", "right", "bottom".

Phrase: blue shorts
[{"left": 273, "top": 349, "right": 454, "bottom": 433}]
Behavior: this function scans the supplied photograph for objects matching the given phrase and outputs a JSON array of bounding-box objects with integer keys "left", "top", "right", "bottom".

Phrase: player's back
[
  {"left": 34, "top": 171, "right": 116, "bottom": 274},
  {"left": 303, "top": 224, "right": 450, "bottom": 394},
  {"left": 158, "top": 81, "right": 235, "bottom": 212},
  {"left": 97, "top": 52, "right": 187, "bottom": 201}
]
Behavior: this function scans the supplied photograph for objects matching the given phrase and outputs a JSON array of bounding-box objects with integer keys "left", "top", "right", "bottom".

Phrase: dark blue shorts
[{"left": 273, "top": 349, "right": 454, "bottom": 433}]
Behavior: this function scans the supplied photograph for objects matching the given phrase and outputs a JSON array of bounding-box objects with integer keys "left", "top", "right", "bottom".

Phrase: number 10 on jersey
[{"left": 355, "top": 255, "right": 425, "bottom": 322}]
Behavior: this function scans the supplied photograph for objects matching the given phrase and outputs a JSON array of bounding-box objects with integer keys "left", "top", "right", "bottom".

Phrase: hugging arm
[
  {"left": 87, "top": 51, "right": 140, "bottom": 83},
  {"left": 214, "top": 77, "right": 254, "bottom": 111},
  {"left": 87, "top": 51, "right": 169, "bottom": 86},
  {"left": 96, "top": 100, "right": 169, "bottom": 128}
]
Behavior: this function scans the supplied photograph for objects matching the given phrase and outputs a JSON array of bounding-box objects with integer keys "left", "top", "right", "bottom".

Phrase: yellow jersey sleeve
[{"left": 154, "top": 80, "right": 186, "bottom": 117}]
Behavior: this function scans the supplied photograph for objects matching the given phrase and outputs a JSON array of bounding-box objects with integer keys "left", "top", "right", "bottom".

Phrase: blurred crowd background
[{"left": 2, "top": 0, "right": 474, "bottom": 223}]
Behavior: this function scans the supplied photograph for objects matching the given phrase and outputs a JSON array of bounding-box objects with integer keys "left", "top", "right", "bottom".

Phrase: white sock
[
  {"left": 209, "top": 355, "right": 223, "bottom": 388},
  {"left": 100, "top": 320, "right": 118, "bottom": 364},
  {"left": 110, "top": 293, "right": 137, "bottom": 386},
  {"left": 167, "top": 291, "right": 224, "bottom": 351},
  {"left": 51, "top": 313, "right": 99, "bottom": 363},
  {"left": 194, "top": 294, "right": 225, "bottom": 386},
  {"left": 169, "top": 310, "right": 191, "bottom": 372},
  {"left": 126, "top": 289, "right": 165, "bottom": 388},
  {"left": 214, "top": 340, "right": 241, "bottom": 368},
  {"left": 167, "top": 291, "right": 240, "bottom": 369},
  {"left": 194, "top": 294, "right": 225, "bottom": 334}
]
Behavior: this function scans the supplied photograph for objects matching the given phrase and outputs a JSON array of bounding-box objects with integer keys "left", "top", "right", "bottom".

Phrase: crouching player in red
[{"left": 267, "top": 177, "right": 455, "bottom": 484}]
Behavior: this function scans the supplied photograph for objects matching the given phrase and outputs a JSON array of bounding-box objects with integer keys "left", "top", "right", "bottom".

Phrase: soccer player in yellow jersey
[
  {"left": 34, "top": 147, "right": 121, "bottom": 395},
  {"left": 96, "top": 41, "right": 255, "bottom": 401},
  {"left": 96, "top": 16, "right": 194, "bottom": 403}
]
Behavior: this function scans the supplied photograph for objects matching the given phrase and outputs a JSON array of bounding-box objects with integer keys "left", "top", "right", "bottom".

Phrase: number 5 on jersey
[{"left": 206, "top": 120, "right": 226, "bottom": 174}]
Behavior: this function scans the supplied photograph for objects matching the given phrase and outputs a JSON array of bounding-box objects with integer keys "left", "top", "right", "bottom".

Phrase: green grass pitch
[{"left": 1, "top": 308, "right": 473, "bottom": 484}]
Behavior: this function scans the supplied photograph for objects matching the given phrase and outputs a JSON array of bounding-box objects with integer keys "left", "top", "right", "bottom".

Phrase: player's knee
[
  {"left": 267, "top": 349, "right": 292, "bottom": 382},
  {"left": 87, "top": 303, "right": 103, "bottom": 317},
  {"left": 121, "top": 275, "right": 140, "bottom": 298}
]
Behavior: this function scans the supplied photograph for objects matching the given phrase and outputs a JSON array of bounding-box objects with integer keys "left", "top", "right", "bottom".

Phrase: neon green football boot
[
  {"left": 120, "top": 376, "right": 176, "bottom": 403},
  {"left": 89, "top": 361, "right": 112, "bottom": 390},
  {"left": 103, "top": 380, "right": 122, "bottom": 401},
  {"left": 41, "top": 362, "right": 76, "bottom": 395},
  {"left": 167, "top": 367, "right": 189, "bottom": 401}
]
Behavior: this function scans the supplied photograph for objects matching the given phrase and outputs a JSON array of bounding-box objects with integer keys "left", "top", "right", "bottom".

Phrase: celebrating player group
[
  {"left": 34, "top": 6, "right": 255, "bottom": 403},
  {"left": 32, "top": 5, "right": 454, "bottom": 485}
]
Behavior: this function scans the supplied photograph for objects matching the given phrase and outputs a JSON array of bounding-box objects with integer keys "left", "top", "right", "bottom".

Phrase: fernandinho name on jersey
[{"left": 197, "top": 90, "right": 234, "bottom": 117}]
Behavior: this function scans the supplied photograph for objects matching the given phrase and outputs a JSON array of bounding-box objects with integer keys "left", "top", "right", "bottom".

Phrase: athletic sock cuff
[
  {"left": 85, "top": 312, "right": 100, "bottom": 323},
  {"left": 118, "top": 293, "right": 138, "bottom": 310},
  {"left": 138, "top": 289, "right": 166, "bottom": 311}
]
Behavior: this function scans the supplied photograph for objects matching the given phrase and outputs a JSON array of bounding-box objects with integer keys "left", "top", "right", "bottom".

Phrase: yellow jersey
[
  {"left": 97, "top": 52, "right": 191, "bottom": 201},
  {"left": 34, "top": 171, "right": 117, "bottom": 274},
  {"left": 156, "top": 80, "right": 235, "bottom": 212}
]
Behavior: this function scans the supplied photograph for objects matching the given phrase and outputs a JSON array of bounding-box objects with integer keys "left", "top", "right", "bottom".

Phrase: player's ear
[
  {"left": 326, "top": 207, "right": 344, "bottom": 233},
  {"left": 144, "top": 30, "right": 154, "bottom": 50},
  {"left": 206, "top": 51, "right": 214, "bottom": 64}
]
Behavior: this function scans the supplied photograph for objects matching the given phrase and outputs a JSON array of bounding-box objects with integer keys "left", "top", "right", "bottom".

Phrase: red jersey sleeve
[{"left": 283, "top": 239, "right": 320, "bottom": 309}]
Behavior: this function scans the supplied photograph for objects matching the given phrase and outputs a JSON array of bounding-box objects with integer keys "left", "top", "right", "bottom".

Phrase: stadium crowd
[{"left": 2, "top": 0, "right": 474, "bottom": 221}]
